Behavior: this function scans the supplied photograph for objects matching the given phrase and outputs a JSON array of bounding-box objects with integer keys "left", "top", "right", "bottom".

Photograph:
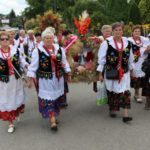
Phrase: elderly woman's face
[
  {"left": 9, "top": 33, "right": 15, "bottom": 42},
  {"left": 0, "top": 35, "right": 9, "bottom": 47},
  {"left": 102, "top": 28, "right": 112, "bottom": 38},
  {"left": 113, "top": 26, "right": 123, "bottom": 38},
  {"left": 20, "top": 31, "right": 25, "bottom": 37},
  {"left": 43, "top": 35, "right": 54, "bottom": 46},
  {"left": 132, "top": 29, "right": 141, "bottom": 37}
]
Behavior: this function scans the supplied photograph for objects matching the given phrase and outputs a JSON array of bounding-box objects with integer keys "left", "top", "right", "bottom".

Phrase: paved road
[{"left": 0, "top": 83, "right": 150, "bottom": 150}]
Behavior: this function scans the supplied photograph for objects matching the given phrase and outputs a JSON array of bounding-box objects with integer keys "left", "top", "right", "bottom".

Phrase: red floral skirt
[
  {"left": 0, "top": 104, "right": 25, "bottom": 121},
  {"left": 107, "top": 90, "right": 131, "bottom": 111}
]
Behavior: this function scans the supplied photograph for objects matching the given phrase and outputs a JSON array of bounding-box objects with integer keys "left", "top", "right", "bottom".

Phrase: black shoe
[
  {"left": 122, "top": 117, "right": 133, "bottom": 123},
  {"left": 51, "top": 124, "right": 58, "bottom": 131},
  {"left": 109, "top": 111, "right": 117, "bottom": 118}
]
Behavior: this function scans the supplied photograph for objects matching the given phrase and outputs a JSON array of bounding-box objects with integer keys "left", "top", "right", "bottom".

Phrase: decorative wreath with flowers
[{"left": 72, "top": 11, "right": 102, "bottom": 82}]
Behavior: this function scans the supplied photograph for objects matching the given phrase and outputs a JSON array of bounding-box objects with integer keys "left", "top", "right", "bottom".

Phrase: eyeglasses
[{"left": 0, "top": 38, "right": 9, "bottom": 41}]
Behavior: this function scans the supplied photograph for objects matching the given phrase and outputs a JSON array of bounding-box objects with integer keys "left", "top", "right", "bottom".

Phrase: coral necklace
[
  {"left": 0, "top": 47, "right": 14, "bottom": 75},
  {"left": 113, "top": 37, "right": 124, "bottom": 52},
  {"left": 0, "top": 47, "right": 11, "bottom": 60}
]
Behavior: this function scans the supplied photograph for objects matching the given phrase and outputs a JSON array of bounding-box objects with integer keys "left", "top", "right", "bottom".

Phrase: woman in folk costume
[
  {"left": 17, "top": 29, "right": 26, "bottom": 48},
  {"left": 97, "top": 22, "right": 134, "bottom": 123},
  {"left": 35, "top": 32, "right": 43, "bottom": 48},
  {"left": 8, "top": 30, "right": 18, "bottom": 49},
  {"left": 93, "top": 25, "right": 112, "bottom": 92},
  {"left": 128, "top": 25, "right": 150, "bottom": 103},
  {"left": 23, "top": 30, "right": 36, "bottom": 63},
  {"left": 0, "top": 31, "right": 28, "bottom": 133},
  {"left": 27, "top": 29, "right": 71, "bottom": 131},
  {"left": 44, "top": 27, "right": 69, "bottom": 109},
  {"left": 98, "top": 25, "right": 112, "bottom": 42}
]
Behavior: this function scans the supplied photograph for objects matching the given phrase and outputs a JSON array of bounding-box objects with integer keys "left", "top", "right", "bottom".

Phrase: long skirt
[
  {"left": 37, "top": 75, "right": 66, "bottom": 118},
  {"left": 107, "top": 90, "right": 131, "bottom": 111},
  {"left": 0, "top": 75, "right": 25, "bottom": 121},
  {"left": 38, "top": 95, "right": 66, "bottom": 118}
]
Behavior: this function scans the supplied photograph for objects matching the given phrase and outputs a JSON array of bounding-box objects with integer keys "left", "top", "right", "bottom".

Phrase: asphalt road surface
[{"left": 0, "top": 83, "right": 150, "bottom": 150}]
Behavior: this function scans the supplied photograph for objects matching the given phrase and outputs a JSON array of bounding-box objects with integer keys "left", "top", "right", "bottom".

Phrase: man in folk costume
[
  {"left": 27, "top": 29, "right": 71, "bottom": 131},
  {"left": 97, "top": 22, "right": 135, "bottom": 123},
  {"left": 128, "top": 25, "right": 150, "bottom": 103},
  {"left": 0, "top": 31, "right": 28, "bottom": 133}
]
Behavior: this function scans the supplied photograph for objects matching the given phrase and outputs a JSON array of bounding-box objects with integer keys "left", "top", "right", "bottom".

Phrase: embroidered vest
[
  {"left": 0, "top": 50, "right": 22, "bottom": 83},
  {"left": 105, "top": 40, "right": 131, "bottom": 73},
  {"left": 37, "top": 47, "right": 64, "bottom": 80},
  {"left": 132, "top": 44, "right": 140, "bottom": 63}
]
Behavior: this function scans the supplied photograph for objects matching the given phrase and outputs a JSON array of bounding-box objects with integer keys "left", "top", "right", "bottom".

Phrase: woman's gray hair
[
  {"left": 112, "top": 22, "right": 124, "bottom": 31},
  {"left": 42, "top": 29, "right": 54, "bottom": 39},
  {"left": 101, "top": 25, "right": 112, "bottom": 33},
  {"left": 27, "top": 30, "right": 34, "bottom": 34},
  {"left": 45, "top": 27, "right": 55, "bottom": 34}
]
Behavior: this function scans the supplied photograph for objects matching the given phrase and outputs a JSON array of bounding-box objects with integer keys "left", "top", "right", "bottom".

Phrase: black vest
[
  {"left": 0, "top": 50, "right": 22, "bottom": 83},
  {"left": 132, "top": 44, "right": 140, "bottom": 63},
  {"left": 105, "top": 40, "right": 132, "bottom": 73},
  {"left": 37, "top": 47, "right": 64, "bottom": 80}
]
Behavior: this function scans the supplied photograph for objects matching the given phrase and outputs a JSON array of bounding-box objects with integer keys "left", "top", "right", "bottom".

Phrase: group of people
[
  {"left": 97, "top": 23, "right": 150, "bottom": 123},
  {"left": 0, "top": 22, "right": 149, "bottom": 134}
]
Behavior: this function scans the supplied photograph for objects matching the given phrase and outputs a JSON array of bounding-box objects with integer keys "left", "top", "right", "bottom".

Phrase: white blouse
[
  {"left": 128, "top": 36, "right": 150, "bottom": 77},
  {"left": 27, "top": 44, "right": 71, "bottom": 100},
  {"left": 0, "top": 46, "right": 28, "bottom": 69},
  {"left": 97, "top": 36, "right": 134, "bottom": 93}
]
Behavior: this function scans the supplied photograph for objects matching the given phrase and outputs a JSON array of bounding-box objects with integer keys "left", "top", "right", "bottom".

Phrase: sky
[{"left": 0, "top": 0, "right": 28, "bottom": 15}]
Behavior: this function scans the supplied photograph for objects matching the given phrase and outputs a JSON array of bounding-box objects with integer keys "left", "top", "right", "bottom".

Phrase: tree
[
  {"left": 139, "top": 0, "right": 150, "bottom": 23},
  {"left": 129, "top": 3, "right": 142, "bottom": 24},
  {"left": 7, "top": 9, "right": 16, "bottom": 26},
  {"left": 24, "top": 0, "right": 45, "bottom": 19}
]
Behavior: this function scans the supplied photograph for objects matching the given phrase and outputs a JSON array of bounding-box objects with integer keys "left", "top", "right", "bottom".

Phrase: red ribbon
[{"left": 114, "top": 37, "right": 124, "bottom": 83}]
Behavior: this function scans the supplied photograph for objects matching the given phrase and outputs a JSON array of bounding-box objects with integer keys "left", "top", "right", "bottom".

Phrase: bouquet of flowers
[{"left": 74, "top": 10, "right": 91, "bottom": 36}]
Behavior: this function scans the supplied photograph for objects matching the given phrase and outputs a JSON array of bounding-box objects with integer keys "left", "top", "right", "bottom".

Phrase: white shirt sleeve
[
  {"left": 128, "top": 47, "right": 135, "bottom": 70},
  {"left": 27, "top": 48, "right": 39, "bottom": 78},
  {"left": 61, "top": 47, "right": 71, "bottom": 73},
  {"left": 19, "top": 51, "right": 28, "bottom": 69},
  {"left": 97, "top": 41, "right": 108, "bottom": 72}
]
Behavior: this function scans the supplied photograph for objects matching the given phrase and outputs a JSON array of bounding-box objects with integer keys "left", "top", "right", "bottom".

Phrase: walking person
[
  {"left": 128, "top": 25, "right": 150, "bottom": 103},
  {"left": 97, "top": 22, "right": 134, "bottom": 123},
  {"left": 0, "top": 31, "right": 28, "bottom": 133},
  {"left": 27, "top": 28, "right": 71, "bottom": 131}
]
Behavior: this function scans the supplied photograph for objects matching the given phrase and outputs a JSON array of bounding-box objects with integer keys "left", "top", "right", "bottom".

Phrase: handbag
[
  {"left": 106, "top": 50, "right": 122, "bottom": 80},
  {"left": 106, "top": 69, "right": 119, "bottom": 80}
]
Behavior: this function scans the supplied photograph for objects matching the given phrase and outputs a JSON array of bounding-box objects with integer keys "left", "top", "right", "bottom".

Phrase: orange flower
[{"left": 74, "top": 12, "right": 91, "bottom": 35}]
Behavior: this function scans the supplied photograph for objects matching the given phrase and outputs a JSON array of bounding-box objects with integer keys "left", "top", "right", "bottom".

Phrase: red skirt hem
[{"left": 0, "top": 104, "right": 25, "bottom": 121}]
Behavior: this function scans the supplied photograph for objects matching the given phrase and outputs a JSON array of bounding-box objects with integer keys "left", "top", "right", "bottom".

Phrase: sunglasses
[{"left": 0, "top": 38, "right": 9, "bottom": 41}]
